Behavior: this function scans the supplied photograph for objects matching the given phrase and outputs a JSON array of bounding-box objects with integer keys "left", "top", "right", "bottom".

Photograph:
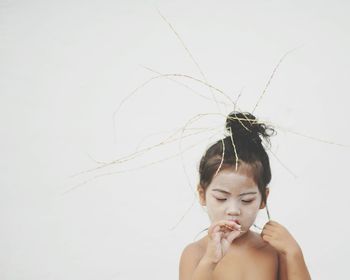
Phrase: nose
[{"left": 226, "top": 203, "right": 241, "bottom": 216}]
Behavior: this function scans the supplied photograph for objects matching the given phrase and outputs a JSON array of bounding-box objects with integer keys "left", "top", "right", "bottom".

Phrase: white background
[{"left": 1, "top": 0, "right": 350, "bottom": 279}]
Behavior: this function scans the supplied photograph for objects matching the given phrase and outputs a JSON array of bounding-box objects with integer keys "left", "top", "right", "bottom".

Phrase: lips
[{"left": 228, "top": 219, "right": 240, "bottom": 225}]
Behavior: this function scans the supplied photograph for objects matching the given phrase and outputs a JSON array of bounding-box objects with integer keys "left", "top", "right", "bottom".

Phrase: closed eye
[{"left": 214, "top": 197, "right": 255, "bottom": 203}]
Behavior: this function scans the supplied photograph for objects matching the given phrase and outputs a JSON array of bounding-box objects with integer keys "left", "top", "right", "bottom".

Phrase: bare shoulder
[
  {"left": 179, "top": 238, "right": 207, "bottom": 280},
  {"left": 251, "top": 231, "right": 278, "bottom": 256},
  {"left": 249, "top": 231, "right": 279, "bottom": 277}
]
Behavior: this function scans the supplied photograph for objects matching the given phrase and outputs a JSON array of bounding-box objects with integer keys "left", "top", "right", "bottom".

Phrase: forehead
[{"left": 207, "top": 167, "right": 258, "bottom": 193}]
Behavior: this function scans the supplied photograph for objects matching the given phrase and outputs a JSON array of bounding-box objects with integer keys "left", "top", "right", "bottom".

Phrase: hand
[
  {"left": 204, "top": 220, "right": 242, "bottom": 264},
  {"left": 261, "top": 220, "right": 301, "bottom": 256}
]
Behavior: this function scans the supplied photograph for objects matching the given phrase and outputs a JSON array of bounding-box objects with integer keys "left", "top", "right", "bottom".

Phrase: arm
[
  {"left": 278, "top": 252, "right": 288, "bottom": 280},
  {"left": 191, "top": 256, "right": 217, "bottom": 280},
  {"left": 283, "top": 248, "right": 311, "bottom": 280},
  {"left": 179, "top": 244, "right": 217, "bottom": 280},
  {"left": 180, "top": 220, "right": 241, "bottom": 280},
  {"left": 261, "top": 221, "right": 311, "bottom": 280}
]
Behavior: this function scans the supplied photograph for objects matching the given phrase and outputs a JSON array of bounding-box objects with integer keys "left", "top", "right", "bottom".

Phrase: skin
[
  {"left": 190, "top": 165, "right": 311, "bottom": 279},
  {"left": 262, "top": 220, "right": 301, "bottom": 255},
  {"left": 199, "top": 166, "right": 265, "bottom": 237},
  {"left": 197, "top": 165, "right": 270, "bottom": 263}
]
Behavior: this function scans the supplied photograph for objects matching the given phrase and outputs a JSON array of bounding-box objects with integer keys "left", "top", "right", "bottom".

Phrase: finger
[
  {"left": 262, "top": 223, "right": 276, "bottom": 231},
  {"left": 221, "top": 223, "right": 241, "bottom": 232},
  {"left": 217, "top": 220, "right": 241, "bottom": 230},
  {"left": 226, "top": 229, "right": 241, "bottom": 243},
  {"left": 226, "top": 221, "right": 242, "bottom": 230},
  {"left": 220, "top": 224, "right": 234, "bottom": 233},
  {"left": 268, "top": 220, "right": 280, "bottom": 226},
  {"left": 262, "top": 233, "right": 272, "bottom": 243},
  {"left": 263, "top": 220, "right": 275, "bottom": 227},
  {"left": 208, "top": 225, "right": 223, "bottom": 241},
  {"left": 263, "top": 222, "right": 285, "bottom": 234},
  {"left": 220, "top": 219, "right": 241, "bottom": 227},
  {"left": 209, "top": 221, "right": 228, "bottom": 233},
  {"left": 209, "top": 223, "right": 230, "bottom": 236},
  {"left": 261, "top": 228, "right": 274, "bottom": 236},
  {"left": 208, "top": 221, "right": 222, "bottom": 234},
  {"left": 213, "top": 230, "right": 223, "bottom": 242},
  {"left": 208, "top": 224, "right": 220, "bottom": 236},
  {"left": 209, "top": 220, "right": 241, "bottom": 236},
  {"left": 261, "top": 232, "right": 273, "bottom": 242}
]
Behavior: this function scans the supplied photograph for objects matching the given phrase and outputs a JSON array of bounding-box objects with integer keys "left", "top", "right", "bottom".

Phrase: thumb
[{"left": 226, "top": 229, "right": 241, "bottom": 244}]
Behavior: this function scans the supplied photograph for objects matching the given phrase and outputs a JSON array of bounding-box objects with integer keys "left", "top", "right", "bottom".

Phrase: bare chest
[{"left": 212, "top": 247, "right": 278, "bottom": 280}]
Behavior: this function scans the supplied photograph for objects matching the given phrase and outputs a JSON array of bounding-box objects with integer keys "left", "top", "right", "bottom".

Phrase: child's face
[{"left": 198, "top": 167, "right": 268, "bottom": 235}]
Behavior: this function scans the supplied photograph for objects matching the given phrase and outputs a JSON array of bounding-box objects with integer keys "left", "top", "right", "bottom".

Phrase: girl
[{"left": 179, "top": 112, "right": 311, "bottom": 280}]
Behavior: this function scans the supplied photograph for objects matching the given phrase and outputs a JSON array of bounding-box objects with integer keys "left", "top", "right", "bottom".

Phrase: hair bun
[{"left": 225, "top": 112, "right": 275, "bottom": 144}]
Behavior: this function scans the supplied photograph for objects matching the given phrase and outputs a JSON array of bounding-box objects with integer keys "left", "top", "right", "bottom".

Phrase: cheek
[
  {"left": 247, "top": 197, "right": 262, "bottom": 212},
  {"left": 242, "top": 202, "right": 261, "bottom": 221},
  {"left": 205, "top": 199, "right": 226, "bottom": 222}
]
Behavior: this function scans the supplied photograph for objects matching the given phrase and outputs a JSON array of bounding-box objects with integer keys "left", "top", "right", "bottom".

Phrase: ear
[
  {"left": 197, "top": 184, "right": 206, "bottom": 206},
  {"left": 259, "top": 187, "right": 270, "bottom": 209}
]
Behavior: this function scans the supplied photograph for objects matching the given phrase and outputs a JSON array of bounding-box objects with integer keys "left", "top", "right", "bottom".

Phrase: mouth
[{"left": 228, "top": 219, "right": 240, "bottom": 225}]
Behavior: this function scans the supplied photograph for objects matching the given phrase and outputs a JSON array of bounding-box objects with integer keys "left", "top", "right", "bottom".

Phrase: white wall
[{"left": 1, "top": 0, "right": 350, "bottom": 279}]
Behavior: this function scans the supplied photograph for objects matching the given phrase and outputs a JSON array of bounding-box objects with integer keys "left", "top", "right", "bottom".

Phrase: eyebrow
[{"left": 212, "top": 189, "right": 258, "bottom": 196}]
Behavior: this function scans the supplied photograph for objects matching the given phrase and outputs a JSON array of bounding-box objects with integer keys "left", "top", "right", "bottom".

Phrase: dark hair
[{"left": 198, "top": 111, "right": 275, "bottom": 206}]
